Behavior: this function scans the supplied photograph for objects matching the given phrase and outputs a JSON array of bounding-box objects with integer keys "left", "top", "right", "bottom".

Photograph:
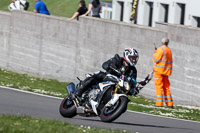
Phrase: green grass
[
  {"left": 0, "top": 115, "right": 127, "bottom": 133},
  {"left": 0, "top": 0, "right": 87, "bottom": 18},
  {"left": 0, "top": 0, "right": 112, "bottom": 18},
  {"left": 0, "top": 0, "right": 10, "bottom": 11},
  {"left": 1, "top": 68, "right": 200, "bottom": 122},
  {"left": 0, "top": 68, "right": 68, "bottom": 97},
  {"left": 128, "top": 96, "right": 200, "bottom": 121}
]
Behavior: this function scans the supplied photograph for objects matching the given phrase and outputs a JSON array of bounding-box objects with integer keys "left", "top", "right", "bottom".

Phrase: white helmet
[{"left": 123, "top": 48, "right": 139, "bottom": 66}]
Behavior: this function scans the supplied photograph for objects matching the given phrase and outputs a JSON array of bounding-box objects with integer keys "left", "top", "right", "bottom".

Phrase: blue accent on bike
[{"left": 102, "top": 82, "right": 112, "bottom": 85}]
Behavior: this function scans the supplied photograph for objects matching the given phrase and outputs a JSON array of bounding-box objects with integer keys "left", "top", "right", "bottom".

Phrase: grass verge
[
  {"left": 128, "top": 96, "right": 200, "bottom": 121},
  {"left": 0, "top": 68, "right": 67, "bottom": 97},
  {"left": 0, "top": 68, "right": 200, "bottom": 122},
  {"left": 0, "top": 115, "right": 127, "bottom": 133}
]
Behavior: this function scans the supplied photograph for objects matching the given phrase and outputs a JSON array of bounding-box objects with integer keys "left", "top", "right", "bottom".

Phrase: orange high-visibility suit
[{"left": 153, "top": 45, "right": 173, "bottom": 107}]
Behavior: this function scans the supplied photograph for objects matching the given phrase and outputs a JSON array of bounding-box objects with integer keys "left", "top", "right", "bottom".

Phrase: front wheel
[
  {"left": 100, "top": 96, "right": 128, "bottom": 122},
  {"left": 59, "top": 95, "right": 77, "bottom": 118}
]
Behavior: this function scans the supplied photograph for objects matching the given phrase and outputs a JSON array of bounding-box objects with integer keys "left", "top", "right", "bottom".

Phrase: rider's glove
[
  {"left": 130, "top": 87, "right": 139, "bottom": 96},
  {"left": 138, "top": 81, "right": 147, "bottom": 86},
  {"left": 130, "top": 78, "right": 137, "bottom": 85}
]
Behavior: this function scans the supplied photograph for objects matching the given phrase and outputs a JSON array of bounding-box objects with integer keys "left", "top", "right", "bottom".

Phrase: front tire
[
  {"left": 100, "top": 96, "right": 128, "bottom": 122},
  {"left": 59, "top": 95, "right": 77, "bottom": 118}
]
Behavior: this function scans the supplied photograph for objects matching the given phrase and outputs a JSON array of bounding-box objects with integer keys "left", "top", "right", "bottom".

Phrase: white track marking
[
  {"left": 0, "top": 85, "right": 63, "bottom": 100},
  {"left": 127, "top": 110, "right": 200, "bottom": 124}
]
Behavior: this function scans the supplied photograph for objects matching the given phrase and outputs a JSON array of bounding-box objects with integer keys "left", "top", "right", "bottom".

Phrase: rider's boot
[
  {"left": 76, "top": 76, "right": 94, "bottom": 96},
  {"left": 71, "top": 84, "right": 85, "bottom": 102},
  {"left": 72, "top": 75, "right": 95, "bottom": 102}
]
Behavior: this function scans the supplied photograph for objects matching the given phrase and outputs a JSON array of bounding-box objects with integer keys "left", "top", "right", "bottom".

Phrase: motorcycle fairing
[
  {"left": 90, "top": 100, "right": 98, "bottom": 115},
  {"left": 106, "top": 94, "right": 127, "bottom": 107},
  {"left": 99, "top": 82, "right": 115, "bottom": 91}
]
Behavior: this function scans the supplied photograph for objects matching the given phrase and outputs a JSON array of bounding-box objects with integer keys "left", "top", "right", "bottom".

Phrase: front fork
[
  {"left": 106, "top": 93, "right": 128, "bottom": 107},
  {"left": 107, "top": 86, "right": 127, "bottom": 107},
  {"left": 69, "top": 93, "right": 80, "bottom": 107},
  {"left": 72, "top": 98, "right": 80, "bottom": 107},
  {"left": 112, "top": 87, "right": 118, "bottom": 96}
]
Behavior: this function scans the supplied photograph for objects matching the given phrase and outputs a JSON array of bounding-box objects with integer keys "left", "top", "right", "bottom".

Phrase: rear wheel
[
  {"left": 100, "top": 96, "right": 128, "bottom": 122},
  {"left": 59, "top": 95, "right": 77, "bottom": 118}
]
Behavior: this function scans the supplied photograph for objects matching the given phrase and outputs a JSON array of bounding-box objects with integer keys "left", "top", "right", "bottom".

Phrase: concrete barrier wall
[
  {"left": 0, "top": 11, "right": 11, "bottom": 68},
  {"left": 0, "top": 10, "right": 200, "bottom": 106}
]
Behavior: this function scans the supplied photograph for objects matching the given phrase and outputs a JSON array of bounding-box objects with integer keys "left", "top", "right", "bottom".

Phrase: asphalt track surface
[{"left": 1, "top": 86, "right": 200, "bottom": 133}]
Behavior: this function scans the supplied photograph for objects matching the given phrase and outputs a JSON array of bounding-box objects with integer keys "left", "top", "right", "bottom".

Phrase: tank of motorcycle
[{"left": 65, "top": 82, "right": 76, "bottom": 94}]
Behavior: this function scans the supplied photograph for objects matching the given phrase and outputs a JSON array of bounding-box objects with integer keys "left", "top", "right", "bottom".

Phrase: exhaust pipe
[{"left": 76, "top": 106, "right": 85, "bottom": 114}]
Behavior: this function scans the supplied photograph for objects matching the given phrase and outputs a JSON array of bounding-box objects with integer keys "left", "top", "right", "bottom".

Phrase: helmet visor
[{"left": 129, "top": 55, "right": 138, "bottom": 65}]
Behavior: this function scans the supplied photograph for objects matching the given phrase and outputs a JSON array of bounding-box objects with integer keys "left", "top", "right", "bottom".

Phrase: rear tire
[
  {"left": 59, "top": 95, "right": 77, "bottom": 118},
  {"left": 100, "top": 96, "right": 128, "bottom": 122}
]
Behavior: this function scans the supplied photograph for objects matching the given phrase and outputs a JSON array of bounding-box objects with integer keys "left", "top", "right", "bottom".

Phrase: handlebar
[
  {"left": 136, "top": 82, "right": 144, "bottom": 90},
  {"left": 136, "top": 71, "right": 153, "bottom": 90}
]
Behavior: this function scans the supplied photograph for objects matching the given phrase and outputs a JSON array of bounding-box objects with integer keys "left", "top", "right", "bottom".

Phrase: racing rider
[{"left": 74, "top": 48, "right": 143, "bottom": 99}]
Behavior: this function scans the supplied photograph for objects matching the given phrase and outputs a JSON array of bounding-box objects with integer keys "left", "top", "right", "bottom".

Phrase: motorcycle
[{"left": 59, "top": 72, "right": 152, "bottom": 122}]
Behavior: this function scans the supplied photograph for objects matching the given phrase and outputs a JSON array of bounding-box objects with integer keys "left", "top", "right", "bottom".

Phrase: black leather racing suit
[
  {"left": 102, "top": 54, "right": 137, "bottom": 81},
  {"left": 76, "top": 54, "right": 138, "bottom": 96}
]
